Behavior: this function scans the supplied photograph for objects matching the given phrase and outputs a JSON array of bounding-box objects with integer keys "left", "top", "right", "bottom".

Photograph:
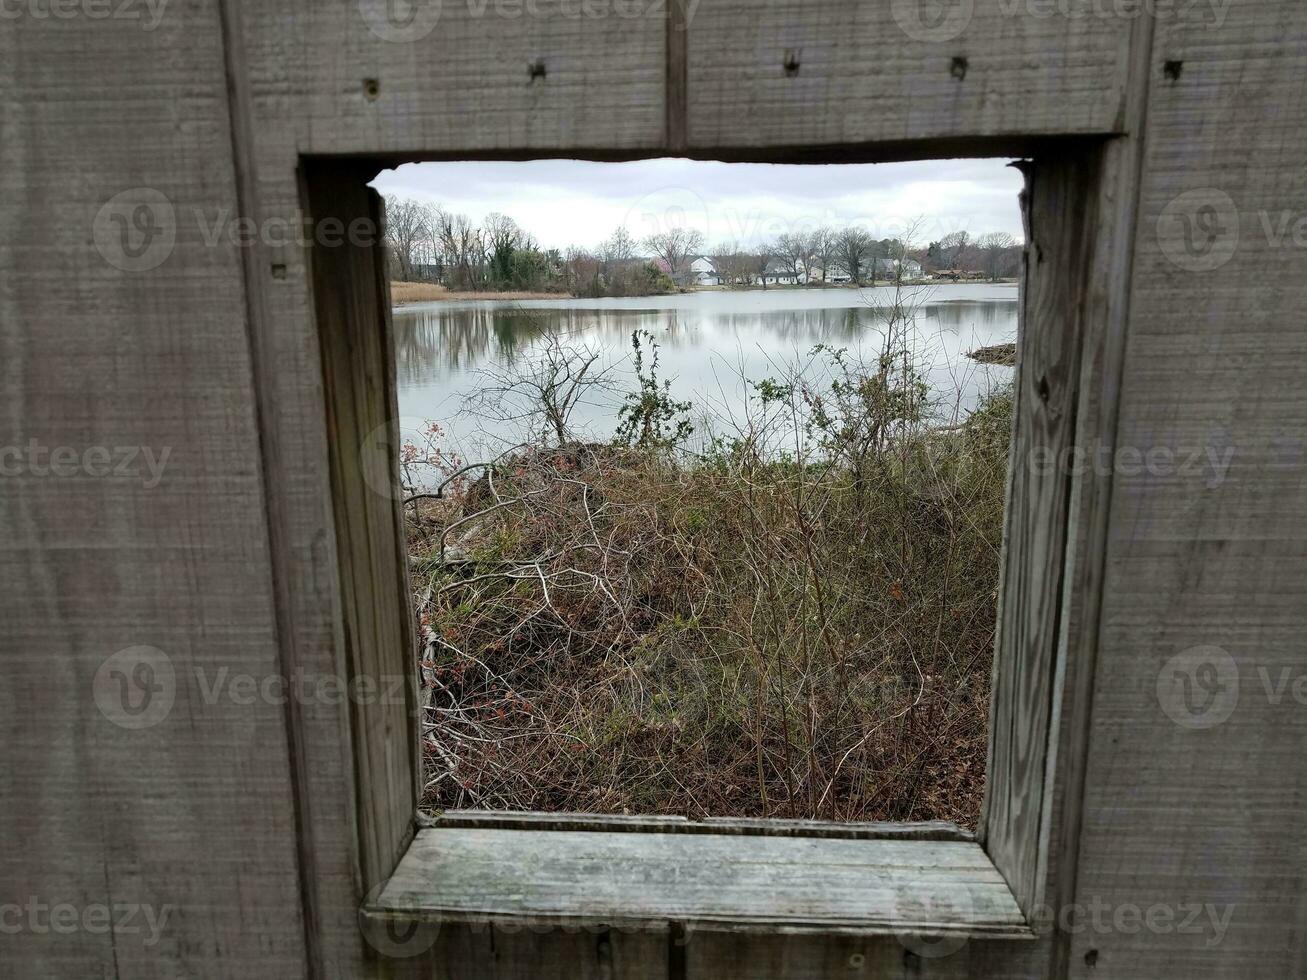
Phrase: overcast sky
[{"left": 371, "top": 158, "right": 1024, "bottom": 253}]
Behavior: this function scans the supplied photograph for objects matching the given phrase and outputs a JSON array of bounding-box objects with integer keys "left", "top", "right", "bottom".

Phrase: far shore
[
  {"left": 390, "top": 282, "right": 571, "bottom": 305},
  {"left": 390, "top": 278, "right": 1019, "bottom": 306}
]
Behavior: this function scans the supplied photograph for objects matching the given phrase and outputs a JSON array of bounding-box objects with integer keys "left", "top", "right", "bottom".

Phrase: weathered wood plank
[
  {"left": 384, "top": 925, "right": 669, "bottom": 980},
  {"left": 306, "top": 163, "right": 421, "bottom": 901},
  {"left": 238, "top": 0, "right": 666, "bottom": 155},
  {"left": 221, "top": 4, "right": 668, "bottom": 969},
  {"left": 686, "top": 933, "right": 977, "bottom": 979},
  {"left": 1062, "top": 2, "right": 1307, "bottom": 977},
  {"left": 428, "top": 809, "right": 972, "bottom": 841},
  {"left": 374, "top": 829, "right": 1030, "bottom": 938},
  {"left": 979, "top": 151, "right": 1102, "bottom": 917},
  {"left": 8, "top": 0, "right": 1305, "bottom": 976},
  {"left": 1038, "top": 18, "right": 1159, "bottom": 978},
  {"left": 0, "top": 6, "right": 307, "bottom": 979},
  {"left": 687, "top": 0, "right": 1136, "bottom": 150}
]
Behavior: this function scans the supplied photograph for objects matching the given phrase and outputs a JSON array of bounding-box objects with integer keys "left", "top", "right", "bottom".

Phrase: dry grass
[
  {"left": 403, "top": 372, "right": 1012, "bottom": 828},
  {"left": 390, "top": 281, "right": 450, "bottom": 304},
  {"left": 390, "top": 281, "right": 573, "bottom": 304}
]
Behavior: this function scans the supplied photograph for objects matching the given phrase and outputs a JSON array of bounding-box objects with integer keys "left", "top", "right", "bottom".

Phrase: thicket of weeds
[{"left": 403, "top": 292, "right": 1013, "bottom": 827}]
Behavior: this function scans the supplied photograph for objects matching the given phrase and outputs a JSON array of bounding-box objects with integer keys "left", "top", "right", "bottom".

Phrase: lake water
[{"left": 393, "top": 284, "right": 1018, "bottom": 461}]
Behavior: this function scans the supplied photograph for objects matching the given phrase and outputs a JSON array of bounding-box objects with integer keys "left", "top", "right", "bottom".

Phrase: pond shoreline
[
  {"left": 392, "top": 279, "right": 1021, "bottom": 307},
  {"left": 393, "top": 283, "right": 1019, "bottom": 456}
]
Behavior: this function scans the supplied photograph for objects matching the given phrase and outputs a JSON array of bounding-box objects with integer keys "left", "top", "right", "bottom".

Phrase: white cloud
[{"left": 371, "top": 157, "right": 1024, "bottom": 251}]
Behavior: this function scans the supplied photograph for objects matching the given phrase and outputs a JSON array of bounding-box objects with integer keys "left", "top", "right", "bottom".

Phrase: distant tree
[
  {"left": 938, "top": 230, "right": 972, "bottom": 273},
  {"left": 383, "top": 196, "right": 430, "bottom": 281},
  {"left": 635, "top": 262, "right": 678, "bottom": 296},
  {"left": 772, "top": 231, "right": 809, "bottom": 283},
  {"left": 599, "top": 226, "right": 637, "bottom": 269},
  {"left": 563, "top": 246, "right": 601, "bottom": 295},
  {"left": 710, "top": 244, "right": 735, "bottom": 285},
  {"left": 872, "top": 238, "right": 901, "bottom": 280},
  {"left": 484, "top": 213, "right": 526, "bottom": 287},
  {"left": 879, "top": 221, "right": 925, "bottom": 283},
  {"left": 976, "top": 232, "right": 1018, "bottom": 282},
  {"left": 809, "top": 226, "right": 836, "bottom": 283},
  {"left": 711, "top": 241, "right": 755, "bottom": 287},
  {"left": 508, "top": 243, "right": 549, "bottom": 290},
  {"left": 433, "top": 208, "right": 483, "bottom": 290},
  {"left": 642, "top": 227, "right": 704, "bottom": 285},
  {"left": 834, "top": 227, "right": 873, "bottom": 284}
]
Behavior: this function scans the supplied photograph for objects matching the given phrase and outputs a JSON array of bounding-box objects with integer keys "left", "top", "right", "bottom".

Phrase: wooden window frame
[{"left": 303, "top": 137, "right": 1131, "bottom": 946}]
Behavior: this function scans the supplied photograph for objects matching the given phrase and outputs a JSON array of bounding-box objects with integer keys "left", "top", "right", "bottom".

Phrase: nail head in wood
[{"left": 362, "top": 78, "right": 380, "bottom": 100}]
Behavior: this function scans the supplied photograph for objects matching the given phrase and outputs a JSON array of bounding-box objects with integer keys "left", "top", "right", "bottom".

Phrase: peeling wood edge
[
  {"left": 357, "top": 906, "right": 1038, "bottom": 941},
  {"left": 417, "top": 809, "right": 974, "bottom": 842},
  {"left": 307, "top": 133, "right": 1117, "bottom": 175}
]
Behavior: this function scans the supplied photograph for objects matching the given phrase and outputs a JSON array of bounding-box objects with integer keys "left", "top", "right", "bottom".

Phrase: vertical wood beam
[
  {"left": 979, "top": 150, "right": 1102, "bottom": 916},
  {"left": 304, "top": 163, "right": 421, "bottom": 904},
  {"left": 216, "top": 0, "right": 324, "bottom": 973}
]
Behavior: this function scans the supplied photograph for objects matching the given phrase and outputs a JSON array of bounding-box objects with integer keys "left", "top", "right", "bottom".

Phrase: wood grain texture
[
  {"left": 1062, "top": 3, "right": 1307, "bottom": 978},
  {"left": 686, "top": 0, "right": 1134, "bottom": 150},
  {"left": 238, "top": 0, "right": 666, "bottom": 156},
  {"left": 216, "top": 5, "right": 668, "bottom": 972},
  {"left": 0, "top": 5, "right": 307, "bottom": 979},
  {"left": 385, "top": 925, "right": 669, "bottom": 980},
  {"left": 427, "top": 809, "right": 972, "bottom": 841},
  {"left": 979, "top": 153, "right": 1101, "bottom": 917},
  {"left": 306, "top": 163, "right": 421, "bottom": 897},
  {"left": 1039, "top": 20, "right": 1157, "bottom": 977},
  {"left": 214, "top": 3, "right": 668, "bottom": 970},
  {"left": 374, "top": 829, "right": 1030, "bottom": 939},
  {"left": 7, "top": 0, "right": 1306, "bottom": 975},
  {"left": 665, "top": 0, "right": 689, "bottom": 152},
  {"left": 687, "top": 933, "right": 976, "bottom": 979}
]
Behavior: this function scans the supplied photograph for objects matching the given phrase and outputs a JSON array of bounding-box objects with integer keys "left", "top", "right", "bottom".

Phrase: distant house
[
  {"left": 930, "top": 267, "right": 984, "bottom": 281},
  {"left": 756, "top": 259, "right": 801, "bottom": 286},
  {"left": 812, "top": 265, "right": 851, "bottom": 284},
  {"left": 876, "top": 257, "right": 924, "bottom": 281},
  {"left": 689, "top": 255, "right": 720, "bottom": 286}
]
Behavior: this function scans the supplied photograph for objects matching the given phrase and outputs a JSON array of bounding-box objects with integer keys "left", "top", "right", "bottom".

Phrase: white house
[
  {"left": 689, "top": 256, "right": 720, "bottom": 286},
  {"left": 811, "top": 265, "right": 851, "bottom": 284},
  {"left": 756, "top": 259, "right": 801, "bottom": 286},
  {"left": 875, "top": 257, "right": 923, "bottom": 281}
]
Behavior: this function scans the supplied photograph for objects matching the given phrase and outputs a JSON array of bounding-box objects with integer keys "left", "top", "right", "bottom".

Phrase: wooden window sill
[{"left": 364, "top": 825, "right": 1034, "bottom": 940}]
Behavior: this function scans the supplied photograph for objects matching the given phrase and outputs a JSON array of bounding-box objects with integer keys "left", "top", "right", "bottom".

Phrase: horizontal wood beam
[{"left": 371, "top": 828, "right": 1032, "bottom": 939}]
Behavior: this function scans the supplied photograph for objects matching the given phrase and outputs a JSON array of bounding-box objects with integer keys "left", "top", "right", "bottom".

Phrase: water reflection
[{"left": 393, "top": 285, "right": 1019, "bottom": 454}]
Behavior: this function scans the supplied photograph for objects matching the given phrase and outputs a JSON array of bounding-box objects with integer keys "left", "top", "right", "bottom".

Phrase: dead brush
[
  {"left": 403, "top": 280, "right": 1011, "bottom": 826},
  {"left": 404, "top": 376, "right": 1011, "bottom": 825}
]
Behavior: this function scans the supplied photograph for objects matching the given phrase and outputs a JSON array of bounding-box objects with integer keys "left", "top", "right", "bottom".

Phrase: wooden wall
[
  {"left": 0, "top": 2, "right": 309, "bottom": 977},
  {"left": 2, "top": 0, "right": 1303, "bottom": 978}
]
